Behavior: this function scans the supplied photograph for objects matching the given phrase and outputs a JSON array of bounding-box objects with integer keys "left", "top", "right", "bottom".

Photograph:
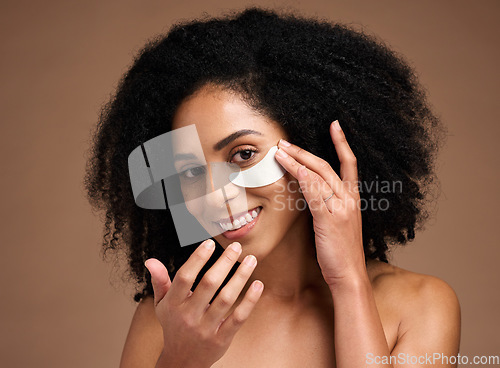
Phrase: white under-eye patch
[
  {"left": 128, "top": 125, "right": 286, "bottom": 246},
  {"left": 229, "top": 146, "right": 286, "bottom": 188}
]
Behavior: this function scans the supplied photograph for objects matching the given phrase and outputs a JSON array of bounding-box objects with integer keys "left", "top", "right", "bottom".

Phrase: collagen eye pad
[
  {"left": 128, "top": 124, "right": 250, "bottom": 246},
  {"left": 229, "top": 146, "right": 286, "bottom": 188}
]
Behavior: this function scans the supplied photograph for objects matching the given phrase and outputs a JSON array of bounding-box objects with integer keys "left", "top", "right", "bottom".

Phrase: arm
[
  {"left": 331, "top": 271, "right": 461, "bottom": 368},
  {"left": 275, "top": 120, "right": 460, "bottom": 368},
  {"left": 389, "top": 275, "right": 461, "bottom": 367},
  {"left": 119, "top": 297, "right": 207, "bottom": 368},
  {"left": 119, "top": 296, "right": 164, "bottom": 368},
  {"left": 331, "top": 270, "right": 392, "bottom": 368}
]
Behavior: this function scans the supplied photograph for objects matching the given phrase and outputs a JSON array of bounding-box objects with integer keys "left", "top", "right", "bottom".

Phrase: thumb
[{"left": 144, "top": 258, "right": 172, "bottom": 307}]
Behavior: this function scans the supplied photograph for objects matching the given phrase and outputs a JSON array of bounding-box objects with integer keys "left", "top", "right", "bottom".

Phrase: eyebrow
[
  {"left": 213, "top": 129, "right": 263, "bottom": 151},
  {"left": 173, "top": 153, "right": 197, "bottom": 162},
  {"left": 173, "top": 129, "right": 263, "bottom": 162}
]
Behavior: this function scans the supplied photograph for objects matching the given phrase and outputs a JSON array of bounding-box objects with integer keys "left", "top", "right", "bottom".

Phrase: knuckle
[
  {"left": 198, "top": 328, "right": 214, "bottom": 343},
  {"left": 310, "top": 198, "right": 322, "bottom": 209},
  {"left": 231, "top": 310, "right": 246, "bottom": 325},
  {"left": 193, "top": 249, "right": 209, "bottom": 261},
  {"left": 349, "top": 182, "right": 359, "bottom": 193},
  {"left": 346, "top": 196, "right": 357, "bottom": 205},
  {"left": 175, "top": 270, "right": 193, "bottom": 285},
  {"left": 217, "top": 291, "right": 234, "bottom": 307},
  {"left": 237, "top": 264, "right": 254, "bottom": 279},
  {"left": 200, "top": 273, "right": 218, "bottom": 288},
  {"left": 247, "top": 291, "right": 261, "bottom": 304},
  {"left": 214, "top": 337, "right": 227, "bottom": 349},
  {"left": 319, "top": 159, "right": 331, "bottom": 171},
  {"left": 247, "top": 285, "right": 262, "bottom": 303},
  {"left": 222, "top": 251, "right": 238, "bottom": 263},
  {"left": 347, "top": 197, "right": 360, "bottom": 211},
  {"left": 336, "top": 209, "right": 350, "bottom": 222},
  {"left": 294, "top": 146, "right": 303, "bottom": 156},
  {"left": 180, "top": 314, "right": 197, "bottom": 329},
  {"left": 310, "top": 174, "right": 322, "bottom": 186}
]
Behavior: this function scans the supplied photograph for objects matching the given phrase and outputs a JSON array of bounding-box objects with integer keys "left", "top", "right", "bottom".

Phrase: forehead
[{"left": 171, "top": 86, "right": 285, "bottom": 148}]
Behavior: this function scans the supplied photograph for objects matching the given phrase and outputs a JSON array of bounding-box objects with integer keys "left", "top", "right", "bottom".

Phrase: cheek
[
  {"left": 256, "top": 174, "right": 305, "bottom": 212},
  {"left": 180, "top": 181, "right": 206, "bottom": 218},
  {"left": 185, "top": 200, "right": 202, "bottom": 218}
]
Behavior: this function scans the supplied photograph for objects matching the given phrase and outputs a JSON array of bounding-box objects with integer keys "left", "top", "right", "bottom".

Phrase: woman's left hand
[{"left": 274, "top": 120, "right": 366, "bottom": 289}]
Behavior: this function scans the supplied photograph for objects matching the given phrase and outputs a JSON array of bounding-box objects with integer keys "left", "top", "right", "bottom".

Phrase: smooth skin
[
  {"left": 120, "top": 86, "right": 460, "bottom": 368},
  {"left": 145, "top": 241, "right": 263, "bottom": 368},
  {"left": 275, "top": 132, "right": 461, "bottom": 368}
]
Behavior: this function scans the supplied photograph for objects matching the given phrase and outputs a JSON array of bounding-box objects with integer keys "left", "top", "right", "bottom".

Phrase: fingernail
[
  {"left": 243, "top": 255, "right": 257, "bottom": 267},
  {"left": 333, "top": 120, "right": 341, "bottom": 131},
  {"left": 204, "top": 239, "right": 215, "bottom": 249},
  {"left": 144, "top": 260, "right": 150, "bottom": 268},
  {"left": 229, "top": 242, "right": 242, "bottom": 252},
  {"left": 279, "top": 139, "right": 291, "bottom": 147},
  {"left": 275, "top": 148, "right": 288, "bottom": 158},
  {"left": 253, "top": 280, "right": 264, "bottom": 291}
]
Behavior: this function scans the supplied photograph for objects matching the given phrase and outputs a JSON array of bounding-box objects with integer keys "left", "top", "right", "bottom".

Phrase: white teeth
[{"left": 218, "top": 207, "right": 261, "bottom": 231}]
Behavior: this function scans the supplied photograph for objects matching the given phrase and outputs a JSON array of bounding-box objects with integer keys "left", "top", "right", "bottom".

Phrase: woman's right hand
[{"left": 144, "top": 239, "right": 264, "bottom": 368}]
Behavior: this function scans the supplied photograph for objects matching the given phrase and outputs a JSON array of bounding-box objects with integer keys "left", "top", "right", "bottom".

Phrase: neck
[{"left": 245, "top": 212, "right": 331, "bottom": 306}]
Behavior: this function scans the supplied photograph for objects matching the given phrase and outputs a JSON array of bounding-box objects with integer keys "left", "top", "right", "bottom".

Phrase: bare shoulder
[
  {"left": 367, "top": 259, "right": 461, "bottom": 352},
  {"left": 119, "top": 296, "right": 164, "bottom": 368},
  {"left": 367, "top": 258, "right": 460, "bottom": 313}
]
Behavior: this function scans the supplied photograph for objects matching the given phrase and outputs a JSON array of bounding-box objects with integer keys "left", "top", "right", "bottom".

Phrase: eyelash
[
  {"left": 180, "top": 166, "right": 205, "bottom": 179},
  {"left": 230, "top": 147, "right": 257, "bottom": 163},
  {"left": 179, "top": 147, "right": 258, "bottom": 180}
]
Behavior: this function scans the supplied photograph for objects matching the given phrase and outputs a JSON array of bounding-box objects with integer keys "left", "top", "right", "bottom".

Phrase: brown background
[{"left": 1, "top": 0, "right": 498, "bottom": 367}]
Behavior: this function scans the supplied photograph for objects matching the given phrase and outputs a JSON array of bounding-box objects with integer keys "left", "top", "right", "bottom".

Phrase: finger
[
  {"left": 322, "top": 191, "right": 343, "bottom": 214},
  {"left": 296, "top": 165, "right": 331, "bottom": 221},
  {"left": 167, "top": 239, "right": 216, "bottom": 305},
  {"left": 203, "top": 254, "right": 258, "bottom": 330},
  {"left": 275, "top": 142, "right": 345, "bottom": 199},
  {"left": 329, "top": 120, "right": 359, "bottom": 191},
  {"left": 216, "top": 280, "right": 264, "bottom": 343},
  {"left": 145, "top": 258, "right": 172, "bottom": 307},
  {"left": 274, "top": 147, "right": 338, "bottom": 206},
  {"left": 186, "top": 242, "right": 243, "bottom": 317}
]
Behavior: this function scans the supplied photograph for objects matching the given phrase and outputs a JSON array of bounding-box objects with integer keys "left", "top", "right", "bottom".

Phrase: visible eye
[
  {"left": 180, "top": 165, "right": 206, "bottom": 179},
  {"left": 231, "top": 148, "right": 257, "bottom": 164}
]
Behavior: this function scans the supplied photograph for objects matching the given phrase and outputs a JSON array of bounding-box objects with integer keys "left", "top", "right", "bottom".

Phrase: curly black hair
[{"left": 84, "top": 7, "right": 447, "bottom": 303}]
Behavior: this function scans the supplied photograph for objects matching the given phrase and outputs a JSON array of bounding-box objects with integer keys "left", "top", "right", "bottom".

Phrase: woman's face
[{"left": 171, "top": 85, "right": 309, "bottom": 259}]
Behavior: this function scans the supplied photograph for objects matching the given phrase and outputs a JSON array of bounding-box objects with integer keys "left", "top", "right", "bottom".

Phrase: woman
[{"left": 84, "top": 7, "right": 460, "bottom": 367}]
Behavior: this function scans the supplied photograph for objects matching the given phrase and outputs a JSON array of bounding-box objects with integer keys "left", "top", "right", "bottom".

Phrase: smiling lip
[
  {"left": 214, "top": 207, "right": 259, "bottom": 224},
  {"left": 215, "top": 206, "right": 262, "bottom": 240}
]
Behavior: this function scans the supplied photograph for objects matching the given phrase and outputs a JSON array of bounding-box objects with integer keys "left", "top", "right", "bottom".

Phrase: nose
[{"left": 203, "top": 162, "right": 243, "bottom": 209}]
